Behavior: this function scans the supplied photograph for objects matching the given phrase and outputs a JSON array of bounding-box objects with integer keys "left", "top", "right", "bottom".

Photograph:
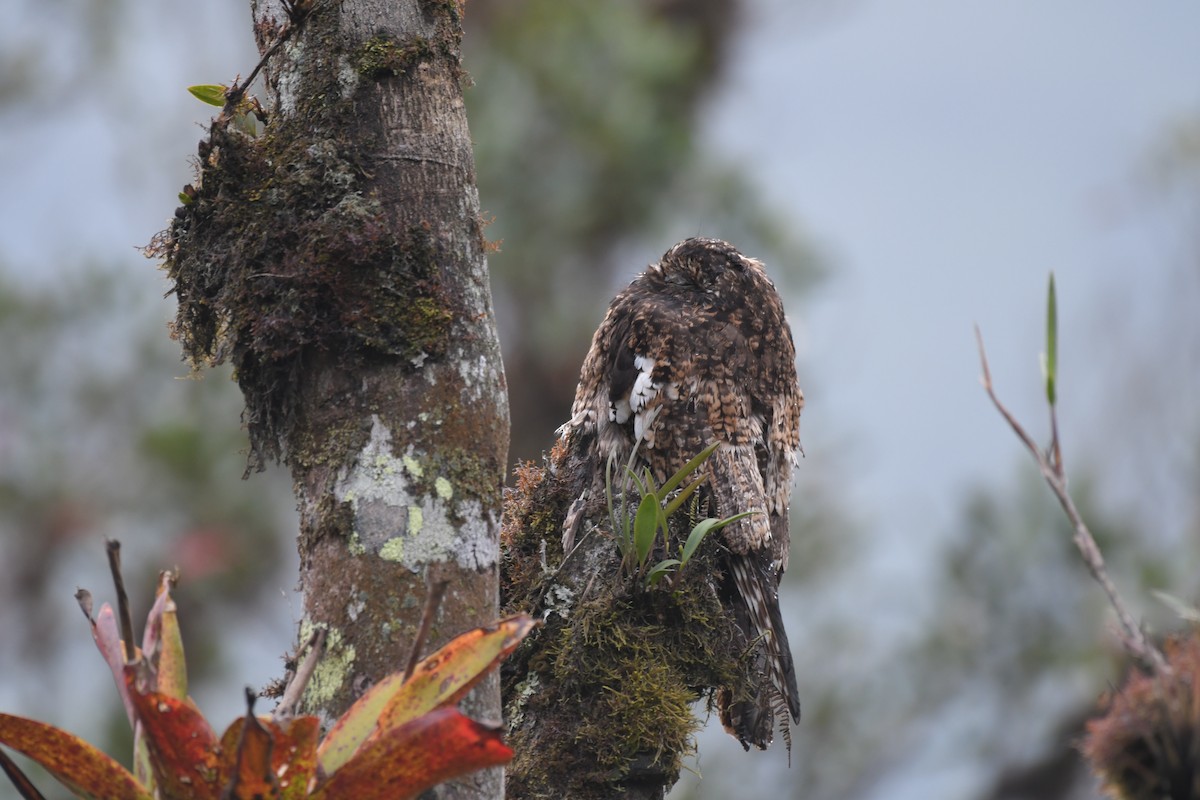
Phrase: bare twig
[
  {"left": 274, "top": 626, "right": 327, "bottom": 719},
  {"left": 0, "top": 747, "right": 47, "bottom": 800},
  {"left": 105, "top": 539, "right": 136, "bottom": 663},
  {"left": 403, "top": 576, "right": 449, "bottom": 682},
  {"left": 974, "top": 325, "right": 1169, "bottom": 674},
  {"left": 224, "top": 0, "right": 335, "bottom": 111}
]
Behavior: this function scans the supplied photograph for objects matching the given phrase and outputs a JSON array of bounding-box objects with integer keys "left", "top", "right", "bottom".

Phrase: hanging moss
[{"left": 146, "top": 8, "right": 465, "bottom": 472}]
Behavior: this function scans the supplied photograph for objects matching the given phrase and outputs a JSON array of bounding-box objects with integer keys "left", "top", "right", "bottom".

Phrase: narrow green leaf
[
  {"left": 681, "top": 512, "right": 757, "bottom": 566},
  {"left": 658, "top": 441, "right": 720, "bottom": 499},
  {"left": 680, "top": 518, "right": 719, "bottom": 566},
  {"left": 623, "top": 466, "right": 649, "bottom": 497},
  {"left": 646, "top": 560, "right": 681, "bottom": 586},
  {"left": 633, "top": 493, "right": 659, "bottom": 567},
  {"left": 662, "top": 473, "right": 705, "bottom": 518},
  {"left": 1043, "top": 272, "right": 1057, "bottom": 406},
  {"left": 187, "top": 84, "right": 227, "bottom": 107}
]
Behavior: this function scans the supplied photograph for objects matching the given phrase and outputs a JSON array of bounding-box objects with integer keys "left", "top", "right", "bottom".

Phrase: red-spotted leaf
[
  {"left": 218, "top": 714, "right": 278, "bottom": 800},
  {"left": 316, "top": 614, "right": 535, "bottom": 776},
  {"left": 125, "top": 672, "right": 220, "bottom": 800},
  {"left": 216, "top": 714, "right": 319, "bottom": 800},
  {"left": 310, "top": 707, "right": 511, "bottom": 800},
  {"left": 0, "top": 712, "right": 153, "bottom": 800},
  {"left": 275, "top": 716, "right": 320, "bottom": 800}
]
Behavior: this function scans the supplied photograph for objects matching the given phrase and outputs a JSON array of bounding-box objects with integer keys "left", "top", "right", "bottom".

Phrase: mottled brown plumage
[{"left": 560, "top": 237, "right": 804, "bottom": 753}]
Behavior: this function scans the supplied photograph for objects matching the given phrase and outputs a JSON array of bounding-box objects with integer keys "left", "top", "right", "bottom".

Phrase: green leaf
[
  {"left": 681, "top": 512, "right": 756, "bottom": 566},
  {"left": 233, "top": 112, "right": 260, "bottom": 137},
  {"left": 662, "top": 472, "right": 705, "bottom": 518},
  {"left": 187, "top": 84, "right": 227, "bottom": 107},
  {"left": 1043, "top": 271, "right": 1057, "bottom": 406},
  {"left": 633, "top": 493, "right": 660, "bottom": 567},
  {"left": 658, "top": 441, "right": 720, "bottom": 499},
  {"left": 177, "top": 192, "right": 193, "bottom": 205},
  {"left": 646, "top": 559, "right": 680, "bottom": 586},
  {"left": 623, "top": 466, "right": 649, "bottom": 497},
  {"left": 680, "top": 518, "right": 719, "bottom": 566}
]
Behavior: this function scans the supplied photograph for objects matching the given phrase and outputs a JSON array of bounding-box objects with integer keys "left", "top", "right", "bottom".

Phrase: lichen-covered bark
[
  {"left": 160, "top": 0, "right": 506, "bottom": 797},
  {"left": 253, "top": 3, "right": 508, "bottom": 793}
]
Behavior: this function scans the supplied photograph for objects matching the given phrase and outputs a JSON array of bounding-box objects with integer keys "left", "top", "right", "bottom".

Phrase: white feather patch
[{"left": 630, "top": 355, "right": 659, "bottom": 413}]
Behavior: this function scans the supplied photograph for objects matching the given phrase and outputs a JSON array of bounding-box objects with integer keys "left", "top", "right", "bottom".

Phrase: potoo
[{"left": 560, "top": 237, "right": 804, "bottom": 751}]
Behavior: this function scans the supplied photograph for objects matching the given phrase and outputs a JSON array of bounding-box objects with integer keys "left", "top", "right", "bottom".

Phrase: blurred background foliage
[{"left": 2, "top": 1, "right": 1199, "bottom": 799}]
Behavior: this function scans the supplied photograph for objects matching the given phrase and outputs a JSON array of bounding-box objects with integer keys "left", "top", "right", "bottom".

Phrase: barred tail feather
[{"left": 719, "top": 553, "right": 800, "bottom": 756}]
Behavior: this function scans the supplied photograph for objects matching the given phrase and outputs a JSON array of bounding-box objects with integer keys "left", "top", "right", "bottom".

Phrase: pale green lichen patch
[
  {"left": 333, "top": 415, "right": 498, "bottom": 571},
  {"left": 380, "top": 537, "right": 405, "bottom": 562},
  {"left": 302, "top": 624, "right": 356, "bottom": 707},
  {"left": 402, "top": 454, "right": 423, "bottom": 479}
]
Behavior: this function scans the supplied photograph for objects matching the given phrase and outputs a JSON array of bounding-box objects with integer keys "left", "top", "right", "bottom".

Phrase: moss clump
[
  {"left": 501, "top": 438, "right": 746, "bottom": 797},
  {"left": 149, "top": 90, "right": 456, "bottom": 470},
  {"left": 355, "top": 34, "right": 433, "bottom": 79},
  {"left": 1083, "top": 634, "right": 1200, "bottom": 800}
]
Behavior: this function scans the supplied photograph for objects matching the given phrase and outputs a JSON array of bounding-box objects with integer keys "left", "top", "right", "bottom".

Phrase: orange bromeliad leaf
[
  {"left": 316, "top": 613, "right": 534, "bottom": 776},
  {"left": 125, "top": 672, "right": 220, "bottom": 800},
  {"left": 310, "top": 707, "right": 512, "bottom": 800},
  {"left": 0, "top": 712, "right": 153, "bottom": 800},
  {"left": 219, "top": 714, "right": 278, "bottom": 800},
  {"left": 217, "top": 715, "right": 320, "bottom": 800},
  {"left": 274, "top": 716, "right": 320, "bottom": 800}
]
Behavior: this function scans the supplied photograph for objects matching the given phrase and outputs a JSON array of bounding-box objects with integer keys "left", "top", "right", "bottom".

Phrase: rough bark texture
[
  {"left": 254, "top": 5, "right": 507, "bottom": 796},
  {"left": 160, "top": 1, "right": 506, "bottom": 797},
  {"left": 501, "top": 436, "right": 752, "bottom": 800}
]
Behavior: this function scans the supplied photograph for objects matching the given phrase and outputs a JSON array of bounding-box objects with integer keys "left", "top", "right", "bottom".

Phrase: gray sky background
[{"left": 705, "top": 0, "right": 1199, "bottom": 574}]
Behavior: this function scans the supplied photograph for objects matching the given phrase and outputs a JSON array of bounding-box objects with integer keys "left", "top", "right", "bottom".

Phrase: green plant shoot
[
  {"left": 188, "top": 84, "right": 227, "bottom": 107},
  {"left": 1042, "top": 271, "right": 1057, "bottom": 406}
]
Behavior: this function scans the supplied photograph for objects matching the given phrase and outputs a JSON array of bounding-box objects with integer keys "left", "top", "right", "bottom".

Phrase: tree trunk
[{"left": 159, "top": 1, "right": 507, "bottom": 797}]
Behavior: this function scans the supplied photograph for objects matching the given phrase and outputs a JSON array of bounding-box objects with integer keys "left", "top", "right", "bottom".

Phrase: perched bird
[{"left": 560, "top": 237, "right": 804, "bottom": 751}]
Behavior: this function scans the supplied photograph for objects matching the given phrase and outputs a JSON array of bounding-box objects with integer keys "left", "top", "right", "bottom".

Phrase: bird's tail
[{"left": 719, "top": 552, "right": 801, "bottom": 756}]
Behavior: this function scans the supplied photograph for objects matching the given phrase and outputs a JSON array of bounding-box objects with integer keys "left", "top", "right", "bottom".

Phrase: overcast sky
[{"left": 703, "top": 0, "right": 1200, "bottom": 550}]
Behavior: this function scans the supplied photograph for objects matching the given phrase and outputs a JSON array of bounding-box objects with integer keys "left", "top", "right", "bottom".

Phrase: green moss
[
  {"left": 355, "top": 34, "right": 433, "bottom": 79},
  {"left": 500, "top": 446, "right": 746, "bottom": 795}
]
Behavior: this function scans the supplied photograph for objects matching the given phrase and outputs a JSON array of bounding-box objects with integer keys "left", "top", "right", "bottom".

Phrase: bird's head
[{"left": 651, "top": 237, "right": 769, "bottom": 297}]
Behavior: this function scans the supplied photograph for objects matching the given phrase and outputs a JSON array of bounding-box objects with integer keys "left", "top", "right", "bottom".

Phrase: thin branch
[
  {"left": 974, "top": 325, "right": 1169, "bottom": 675},
  {"left": 274, "top": 626, "right": 326, "bottom": 720},
  {"left": 224, "top": 0, "right": 336, "bottom": 111},
  {"left": 403, "top": 577, "right": 449, "bottom": 682},
  {"left": 105, "top": 539, "right": 136, "bottom": 663},
  {"left": 0, "top": 747, "right": 48, "bottom": 800}
]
